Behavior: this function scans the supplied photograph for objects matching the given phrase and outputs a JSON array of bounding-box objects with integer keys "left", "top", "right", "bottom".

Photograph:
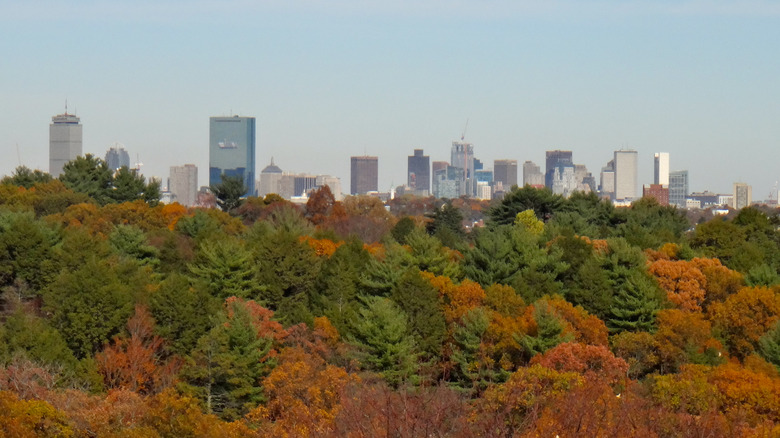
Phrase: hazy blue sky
[{"left": 2, "top": 0, "right": 779, "bottom": 198}]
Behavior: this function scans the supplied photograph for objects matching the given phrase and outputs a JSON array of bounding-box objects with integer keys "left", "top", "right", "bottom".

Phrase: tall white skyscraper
[
  {"left": 49, "top": 110, "right": 82, "bottom": 178},
  {"left": 654, "top": 152, "right": 670, "bottom": 186},
  {"left": 169, "top": 164, "right": 198, "bottom": 207},
  {"left": 613, "top": 150, "right": 638, "bottom": 201}
]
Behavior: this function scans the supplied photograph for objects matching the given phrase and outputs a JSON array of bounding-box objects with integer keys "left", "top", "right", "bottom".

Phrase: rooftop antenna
[
  {"left": 134, "top": 153, "right": 143, "bottom": 172},
  {"left": 65, "top": 99, "right": 68, "bottom": 115}
]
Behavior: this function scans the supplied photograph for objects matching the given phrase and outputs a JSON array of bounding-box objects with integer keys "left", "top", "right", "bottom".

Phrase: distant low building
[{"left": 642, "top": 184, "right": 669, "bottom": 206}]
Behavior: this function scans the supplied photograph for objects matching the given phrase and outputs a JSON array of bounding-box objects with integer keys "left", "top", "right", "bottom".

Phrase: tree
[
  {"left": 517, "top": 301, "right": 574, "bottom": 359},
  {"left": 188, "top": 237, "right": 261, "bottom": 300},
  {"left": 347, "top": 297, "right": 419, "bottom": 387},
  {"left": 708, "top": 286, "right": 780, "bottom": 360},
  {"left": 487, "top": 185, "right": 564, "bottom": 226},
  {"left": 59, "top": 154, "right": 113, "bottom": 204},
  {"left": 607, "top": 270, "right": 662, "bottom": 333},
  {"left": 210, "top": 174, "right": 246, "bottom": 213},
  {"left": 449, "top": 307, "right": 504, "bottom": 393},
  {"left": 180, "top": 299, "right": 278, "bottom": 420},
  {"left": 1, "top": 166, "right": 52, "bottom": 188},
  {"left": 304, "top": 185, "right": 337, "bottom": 226},
  {"left": 531, "top": 342, "right": 628, "bottom": 386},
  {"left": 109, "top": 166, "right": 160, "bottom": 206},
  {"left": 390, "top": 270, "right": 447, "bottom": 365},
  {"left": 95, "top": 305, "right": 180, "bottom": 394},
  {"left": 390, "top": 216, "right": 416, "bottom": 245},
  {"left": 759, "top": 321, "right": 780, "bottom": 371},
  {"left": 425, "top": 201, "right": 466, "bottom": 249},
  {"left": 311, "top": 238, "right": 369, "bottom": 333},
  {"left": 0, "top": 311, "right": 78, "bottom": 373},
  {"left": 108, "top": 225, "right": 160, "bottom": 268},
  {"left": 0, "top": 211, "right": 61, "bottom": 297},
  {"left": 43, "top": 258, "right": 136, "bottom": 358},
  {"left": 648, "top": 259, "right": 708, "bottom": 312}
]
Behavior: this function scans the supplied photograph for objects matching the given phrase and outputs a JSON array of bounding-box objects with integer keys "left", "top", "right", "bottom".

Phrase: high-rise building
[
  {"left": 258, "top": 158, "right": 283, "bottom": 197},
  {"left": 407, "top": 149, "right": 430, "bottom": 195},
  {"left": 522, "top": 161, "right": 544, "bottom": 187},
  {"left": 432, "top": 161, "right": 448, "bottom": 175},
  {"left": 551, "top": 165, "right": 577, "bottom": 197},
  {"left": 643, "top": 184, "right": 669, "bottom": 206},
  {"left": 494, "top": 159, "right": 518, "bottom": 189},
  {"left": 545, "top": 150, "right": 572, "bottom": 189},
  {"left": 350, "top": 156, "right": 378, "bottom": 195},
  {"left": 654, "top": 152, "right": 670, "bottom": 186},
  {"left": 451, "top": 141, "right": 475, "bottom": 196},
  {"left": 105, "top": 143, "right": 130, "bottom": 171},
  {"left": 613, "top": 150, "right": 638, "bottom": 201},
  {"left": 316, "top": 175, "right": 343, "bottom": 201},
  {"left": 732, "top": 182, "right": 752, "bottom": 209},
  {"left": 599, "top": 160, "right": 615, "bottom": 200},
  {"left": 209, "top": 116, "right": 256, "bottom": 196},
  {"left": 669, "top": 170, "right": 689, "bottom": 208},
  {"left": 169, "top": 164, "right": 198, "bottom": 207},
  {"left": 49, "top": 110, "right": 82, "bottom": 178}
]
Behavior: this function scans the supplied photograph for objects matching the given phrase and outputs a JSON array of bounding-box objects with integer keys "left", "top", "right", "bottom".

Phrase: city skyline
[{"left": 2, "top": 1, "right": 779, "bottom": 197}]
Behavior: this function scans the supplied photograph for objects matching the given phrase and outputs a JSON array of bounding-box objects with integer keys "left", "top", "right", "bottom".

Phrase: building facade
[
  {"left": 257, "top": 158, "right": 283, "bottom": 197},
  {"left": 654, "top": 152, "right": 670, "bottom": 186},
  {"left": 613, "top": 150, "right": 638, "bottom": 201},
  {"left": 732, "top": 182, "right": 752, "bottom": 209},
  {"left": 643, "top": 184, "right": 669, "bottom": 206},
  {"left": 522, "top": 161, "right": 544, "bottom": 187},
  {"left": 494, "top": 159, "right": 518, "bottom": 189},
  {"left": 49, "top": 111, "right": 83, "bottom": 178},
  {"left": 545, "top": 150, "right": 572, "bottom": 189},
  {"left": 169, "top": 164, "right": 198, "bottom": 207},
  {"left": 451, "top": 142, "right": 475, "bottom": 196},
  {"left": 105, "top": 143, "right": 130, "bottom": 171},
  {"left": 350, "top": 156, "right": 378, "bottom": 195},
  {"left": 209, "top": 116, "right": 256, "bottom": 196},
  {"left": 407, "top": 149, "right": 430, "bottom": 195},
  {"left": 669, "top": 170, "right": 689, "bottom": 208}
]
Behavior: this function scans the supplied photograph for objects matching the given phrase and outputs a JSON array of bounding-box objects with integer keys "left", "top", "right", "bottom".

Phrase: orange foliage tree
[
  {"left": 531, "top": 342, "right": 629, "bottom": 386},
  {"left": 95, "top": 304, "right": 181, "bottom": 394},
  {"left": 708, "top": 286, "right": 780, "bottom": 360},
  {"left": 648, "top": 259, "right": 708, "bottom": 312}
]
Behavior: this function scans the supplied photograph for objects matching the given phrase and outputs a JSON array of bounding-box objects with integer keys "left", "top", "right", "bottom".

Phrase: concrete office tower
[
  {"left": 49, "top": 110, "right": 83, "bottom": 178},
  {"left": 407, "top": 149, "right": 430, "bottom": 195},
  {"left": 669, "top": 170, "right": 689, "bottom": 208},
  {"left": 105, "top": 142, "right": 130, "bottom": 171},
  {"left": 451, "top": 141, "right": 475, "bottom": 196},
  {"left": 350, "top": 156, "right": 378, "bottom": 195},
  {"left": 257, "top": 158, "right": 283, "bottom": 197},
  {"left": 522, "top": 161, "right": 544, "bottom": 187},
  {"left": 654, "top": 152, "right": 670, "bottom": 186},
  {"left": 494, "top": 159, "right": 518, "bottom": 189},
  {"left": 600, "top": 160, "right": 615, "bottom": 200},
  {"left": 169, "top": 164, "right": 198, "bottom": 206},
  {"left": 732, "top": 182, "right": 752, "bottom": 209},
  {"left": 613, "top": 150, "right": 638, "bottom": 201},
  {"left": 316, "top": 175, "right": 343, "bottom": 201},
  {"left": 209, "top": 116, "right": 256, "bottom": 196},
  {"left": 545, "top": 150, "right": 573, "bottom": 189}
]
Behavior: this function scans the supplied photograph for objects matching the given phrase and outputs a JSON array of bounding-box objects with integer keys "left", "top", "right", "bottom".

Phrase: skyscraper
[
  {"left": 613, "top": 150, "right": 638, "bottom": 201},
  {"left": 494, "top": 159, "right": 518, "bottom": 189},
  {"left": 451, "top": 141, "right": 475, "bottom": 196},
  {"left": 209, "top": 116, "right": 256, "bottom": 196},
  {"left": 49, "top": 110, "right": 82, "bottom": 178},
  {"left": 105, "top": 142, "right": 130, "bottom": 171},
  {"left": 258, "top": 158, "right": 283, "bottom": 197},
  {"left": 545, "top": 150, "right": 572, "bottom": 189},
  {"left": 669, "top": 170, "right": 689, "bottom": 208},
  {"left": 169, "top": 164, "right": 198, "bottom": 207},
  {"left": 350, "top": 156, "right": 378, "bottom": 195},
  {"left": 732, "top": 182, "right": 752, "bottom": 209},
  {"left": 407, "top": 149, "right": 430, "bottom": 195},
  {"left": 654, "top": 152, "right": 670, "bottom": 186},
  {"left": 599, "top": 160, "right": 615, "bottom": 200},
  {"left": 522, "top": 161, "right": 544, "bottom": 187}
]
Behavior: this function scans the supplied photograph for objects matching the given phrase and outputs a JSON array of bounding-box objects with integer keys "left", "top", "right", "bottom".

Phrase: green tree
[
  {"left": 348, "top": 296, "right": 419, "bottom": 387},
  {"left": 1, "top": 166, "right": 52, "bottom": 188},
  {"left": 109, "top": 224, "right": 160, "bottom": 268},
  {"left": 488, "top": 185, "right": 564, "bottom": 226},
  {"left": 180, "top": 300, "right": 275, "bottom": 420},
  {"left": 0, "top": 211, "right": 61, "bottom": 297},
  {"left": 0, "top": 311, "right": 78, "bottom": 372},
  {"left": 43, "top": 258, "right": 135, "bottom": 358},
  {"left": 149, "top": 273, "right": 219, "bottom": 355},
  {"left": 391, "top": 216, "right": 416, "bottom": 245},
  {"left": 211, "top": 174, "right": 246, "bottom": 213},
  {"left": 607, "top": 270, "right": 663, "bottom": 333},
  {"left": 188, "top": 237, "right": 261, "bottom": 300},
  {"left": 109, "top": 166, "right": 160, "bottom": 206},
  {"left": 59, "top": 154, "right": 113, "bottom": 204},
  {"left": 404, "top": 228, "right": 462, "bottom": 279},
  {"left": 312, "top": 238, "right": 369, "bottom": 333},
  {"left": 517, "top": 301, "right": 574, "bottom": 359},
  {"left": 450, "top": 307, "right": 507, "bottom": 393},
  {"left": 390, "top": 269, "right": 447, "bottom": 363},
  {"left": 426, "top": 201, "right": 466, "bottom": 249},
  {"left": 759, "top": 321, "right": 780, "bottom": 371}
]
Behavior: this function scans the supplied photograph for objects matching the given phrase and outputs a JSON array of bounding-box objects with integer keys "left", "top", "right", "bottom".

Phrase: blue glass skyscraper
[{"left": 209, "top": 116, "right": 256, "bottom": 196}]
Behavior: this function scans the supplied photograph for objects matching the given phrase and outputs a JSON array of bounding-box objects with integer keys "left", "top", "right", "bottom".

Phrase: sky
[{"left": 1, "top": 0, "right": 779, "bottom": 198}]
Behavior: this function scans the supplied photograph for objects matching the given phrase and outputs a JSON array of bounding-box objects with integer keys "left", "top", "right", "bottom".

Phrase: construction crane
[
  {"left": 770, "top": 181, "right": 779, "bottom": 205},
  {"left": 461, "top": 118, "right": 469, "bottom": 141}
]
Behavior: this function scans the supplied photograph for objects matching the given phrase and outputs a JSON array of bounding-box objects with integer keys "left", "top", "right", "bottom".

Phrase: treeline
[{"left": 1, "top": 162, "right": 780, "bottom": 437}]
